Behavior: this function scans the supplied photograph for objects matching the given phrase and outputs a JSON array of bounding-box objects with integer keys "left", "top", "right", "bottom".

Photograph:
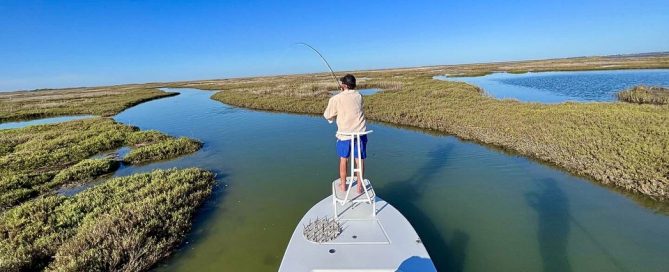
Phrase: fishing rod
[{"left": 295, "top": 42, "right": 340, "bottom": 87}]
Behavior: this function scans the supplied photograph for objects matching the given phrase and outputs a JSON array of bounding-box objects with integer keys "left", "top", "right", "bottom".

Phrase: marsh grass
[
  {"left": 0, "top": 111, "right": 208, "bottom": 271},
  {"left": 124, "top": 137, "right": 203, "bottom": 165},
  {"left": 52, "top": 159, "right": 120, "bottom": 186},
  {"left": 125, "top": 130, "right": 170, "bottom": 146},
  {"left": 617, "top": 85, "right": 669, "bottom": 105},
  {"left": 205, "top": 59, "right": 669, "bottom": 201},
  {"left": 0, "top": 168, "right": 215, "bottom": 271},
  {"left": 0, "top": 87, "right": 177, "bottom": 123},
  {"left": 0, "top": 118, "right": 203, "bottom": 211}
]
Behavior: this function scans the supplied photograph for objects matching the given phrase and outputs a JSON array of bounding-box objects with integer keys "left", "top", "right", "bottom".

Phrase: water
[
  {"left": 0, "top": 115, "right": 93, "bottom": 130},
  {"left": 435, "top": 69, "right": 669, "bottom": 103},
  {"left": 359, "top": 88, "right": 382, "bottom": 96},
  {"left": 107, "top": 89, "right": 669, "bottom": 271},
  {"left": 56, "top": 147, "right": 133, "bottom": 196},
  {"left": 329, "top": 88, "right": 382, "bottom": 96}
]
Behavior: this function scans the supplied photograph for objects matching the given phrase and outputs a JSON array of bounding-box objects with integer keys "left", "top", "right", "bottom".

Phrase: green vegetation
[
  {"left": 204, "top": 65, "right": 669, "bottom": 201},
  {"left": 0, "top": 104, "right": 210, "bottom": 270},
  {"left": 0, "top": 118, "right": 203, "bottom": 211},
  {"left": 0, "top": 53, "right": 666, "bottom": 271},
  {"left": 0, "top": 85, "right": 211, "bottom": 271},
  {"left": 0, "top": 168, "right": 215, "bottom": 271},
  {"left": 435, "top": 54, "right": 669, "bottom": 77},
  {"left": 124, "top": 137, "right": 203, "bottom": 164},
  {"left": 0, "top": 86, "right": 176, "bottom": 123},
  {"left": 125, "top": 129, "right": 170, "bottom": 145},
  {"left": 617, "top": 85, "right": 669, "bottom": 105},
  {"left": 52, "top": 159, "right": 120, "bottom": 186},
  {"left": 0, "top": 118, "right": 131, "bottom": 210}
]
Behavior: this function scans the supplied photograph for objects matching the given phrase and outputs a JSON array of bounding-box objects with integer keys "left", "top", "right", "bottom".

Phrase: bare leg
[
  {"left": 339, "top": 157, "right": 347, "bottom": 192},
  {"left": 355, "top": 159, "right": 365, "bottom": 193}
]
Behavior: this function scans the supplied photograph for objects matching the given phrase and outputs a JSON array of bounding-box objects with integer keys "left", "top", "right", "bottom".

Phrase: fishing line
[{"left": 294, "top": 42, "right": 339, "bottom": 86}]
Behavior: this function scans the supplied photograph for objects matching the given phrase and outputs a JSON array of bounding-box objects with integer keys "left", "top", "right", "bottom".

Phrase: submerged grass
[
  {"left": 0, "top": 86, "right": 176, "bottom": 123},
  {"left": 0, "top": 118, "right": 203, "bottom": 211},
  {"left": 205, "top": 57, "right": 669, "bottom": 201},
  {"left": 617, "top": 85, "right": 669, "bottom": 105},
  {"left": 0, "top": 168, "right": 215, "bottom": 271}
]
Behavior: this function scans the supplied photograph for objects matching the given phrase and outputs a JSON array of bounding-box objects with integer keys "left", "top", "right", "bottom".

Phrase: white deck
[
  {"left": 333, "top": 178, "right": 375, "bottom": 202},
  {"left": 279, "top": 192, "right": 436, "bottom": 271}
]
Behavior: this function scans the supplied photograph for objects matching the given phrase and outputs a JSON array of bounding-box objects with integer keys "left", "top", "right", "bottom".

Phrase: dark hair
[{"left": 340, "top": 74, "right": 356, "bottom": 89}]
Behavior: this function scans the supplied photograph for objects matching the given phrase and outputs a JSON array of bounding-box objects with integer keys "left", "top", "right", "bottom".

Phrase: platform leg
[
  {"left": 333, "top": 197, "right": 338, "bottom": 220},
  {"left": 372, "top": 199, "right": 376, "bottom": 217}
]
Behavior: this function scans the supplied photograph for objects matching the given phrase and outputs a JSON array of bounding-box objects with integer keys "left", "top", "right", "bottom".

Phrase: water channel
[{"left": 103, "top": 88, "right": 669, "bottom": 272}]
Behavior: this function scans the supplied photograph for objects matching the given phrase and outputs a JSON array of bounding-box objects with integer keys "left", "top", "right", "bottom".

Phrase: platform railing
[{"left": 332, "top": 130, "right": 375, "bottom": 219}]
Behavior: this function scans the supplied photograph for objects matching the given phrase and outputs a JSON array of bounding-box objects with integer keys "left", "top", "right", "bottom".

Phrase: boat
[{"left": 279, "top": 131, "right": 437, "bottom": 272}]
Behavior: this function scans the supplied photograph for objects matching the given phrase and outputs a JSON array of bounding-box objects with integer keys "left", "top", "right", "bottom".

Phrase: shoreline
[
  {"left": 2, "top": 54, "right": 668, "bottom": 202},
  {"left": 0, "top": 117, "right": 210, "bottom": 270},
  {"left": 205, "top": 70, "right": 669, "bottom": 202},
  {"left": 0, "top": 88, "right": 178, "bottom": 123},
  {"left": 2, "top": 52, "right": 668, "bottom": 94}
]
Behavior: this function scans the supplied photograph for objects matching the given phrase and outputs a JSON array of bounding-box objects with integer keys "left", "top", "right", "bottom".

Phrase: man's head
[{"left": 339, "top": 74, "right": 356, "bottom": 90}]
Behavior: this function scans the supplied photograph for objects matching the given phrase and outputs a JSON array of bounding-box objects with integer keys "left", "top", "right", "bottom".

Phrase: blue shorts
[{"left": 336, "top": 135, "right": 367, "bottom": 159}]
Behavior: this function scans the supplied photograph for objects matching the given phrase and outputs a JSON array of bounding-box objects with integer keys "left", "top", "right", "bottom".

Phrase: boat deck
[
  {"left": 332, "top": 178, "right": 376, "bottom": 202},
  {"left": 279, "top": 194, "right": 436, "bottom": 271}
]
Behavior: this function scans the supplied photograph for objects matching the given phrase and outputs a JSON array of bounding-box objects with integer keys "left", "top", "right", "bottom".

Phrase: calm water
[
  {"left": 359, "top": 88, "right": 382, "bottom": 96},
  {"left": 329, "top": 88, "right": 382, "bottom": 96},
  {"left": 435, "top": 69, "right": 669, "bottom": 103},
  {"left": 0, "top": 115, "right": 93, "bottom": 130},
  {"left": 101, "top": 89, "right": 669, "bottom": 271}
]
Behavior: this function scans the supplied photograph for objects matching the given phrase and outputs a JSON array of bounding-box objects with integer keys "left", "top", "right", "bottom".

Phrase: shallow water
[
  {"left": 435, "top": 69, "right": 669, "bottom": 103},
  {"left": 0, "top": 115, "right": 93, "bottom": 129},
  {"left": 108, "top": 89, "right": 669, "bottom": 271},
  {"left": 329, "top": 88, "right": 382, "bottom": 96},
  {"left": 56, "top": 147, "right": 131, "bottom": 197},
  {"left": 359, "top": 88, "right": 382, "bottom": 96}
]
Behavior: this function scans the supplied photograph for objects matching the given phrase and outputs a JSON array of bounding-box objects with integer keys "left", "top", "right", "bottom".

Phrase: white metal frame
[{"left": 332, "top": 130, "right": 375, "bottom": 219}]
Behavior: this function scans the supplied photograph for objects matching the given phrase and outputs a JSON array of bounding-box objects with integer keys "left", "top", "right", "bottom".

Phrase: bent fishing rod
[{"left": 295, "top": 42, "right": 340, "bottom": 87}]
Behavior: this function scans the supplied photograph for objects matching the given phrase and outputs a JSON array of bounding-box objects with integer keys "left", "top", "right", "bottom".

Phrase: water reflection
[
  {"left": 526, "top": 178, "right": 572, "bottom": 272},
  {"left": 379, "top": 144, "right": 470, "bottom": 271},
  {"left": 165, "top": 170, "right": 230, "bottom": 261}
]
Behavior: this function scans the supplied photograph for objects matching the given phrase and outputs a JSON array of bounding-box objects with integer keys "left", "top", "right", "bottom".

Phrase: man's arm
[{"left": 323, "top": 97, "right": 337, "bottom": 123}]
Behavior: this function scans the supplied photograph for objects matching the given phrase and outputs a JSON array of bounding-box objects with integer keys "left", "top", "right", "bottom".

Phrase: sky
[{"left": 1, "top": 0, "right": 668, "bottom": 91}]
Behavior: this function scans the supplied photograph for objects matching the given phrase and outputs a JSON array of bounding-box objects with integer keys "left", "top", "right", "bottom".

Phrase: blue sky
[{"left": 1, "top": 0, "right": 668, "bottom": 91}]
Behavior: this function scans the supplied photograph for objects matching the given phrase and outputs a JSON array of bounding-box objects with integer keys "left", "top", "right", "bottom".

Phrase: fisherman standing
[{"left": 323, "top": 74, "right": 367, "bottom": 193}]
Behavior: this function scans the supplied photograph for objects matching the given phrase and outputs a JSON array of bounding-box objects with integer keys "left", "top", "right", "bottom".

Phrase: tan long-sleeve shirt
[{"left": 323, "top": 89, "right": 367, "bottom": 140}]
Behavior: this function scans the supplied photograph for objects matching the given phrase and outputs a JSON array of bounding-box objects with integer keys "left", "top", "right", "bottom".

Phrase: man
[{"left": 323, "top": 74, "right": 367, "bottom": 193}]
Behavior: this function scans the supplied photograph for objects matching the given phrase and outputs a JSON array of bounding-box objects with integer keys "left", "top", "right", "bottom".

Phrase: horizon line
[{"left": 2, "top": 51, "right": 668, "bottom": 93}]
